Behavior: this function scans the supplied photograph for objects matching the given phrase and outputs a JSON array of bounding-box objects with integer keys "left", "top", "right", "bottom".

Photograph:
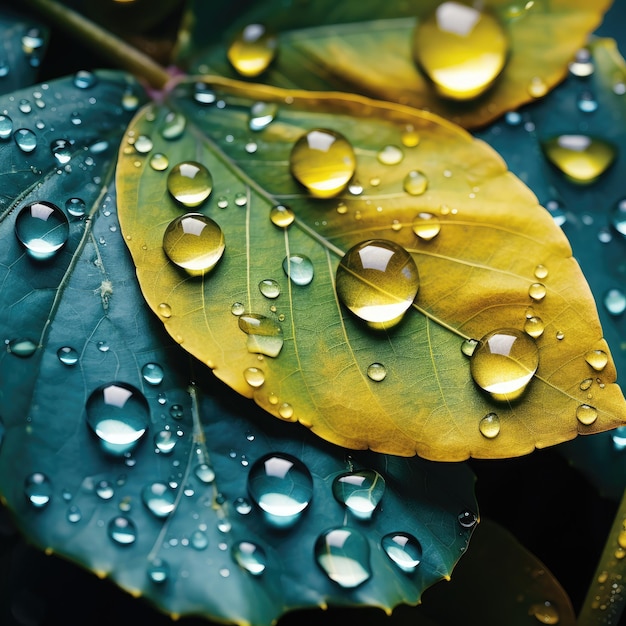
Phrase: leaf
[
  {"left": 117, "top": 77, "right": 626, "bottom": 461},
  {"left": 183, "top": 0, "right": 612, "bottom": 129},
  {"left": 0, "top": 74, "right": 477, "bottom": 625}
]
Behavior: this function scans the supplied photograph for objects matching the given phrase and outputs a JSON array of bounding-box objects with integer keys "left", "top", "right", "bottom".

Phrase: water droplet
[
  {"left": 239, "top": 313, "right": 284, "bottom": 357},
  {"left": 86, "top": 382, "right": 150, "bottom": 456},
  {"left": 247, "top": 452, "right": 313, "bottom": 526},
  {"left": 470, "top": 329, "right": 539, "bottom": 401},
  {"left": 231, "top": 302, "right": 245, "bottom": 316},
  {"left": 569, "top": 47, "right": 594, "bottom": 77},
  {"left": 585, "top": 350, "right": 608, "bottom": 371},
  {"left": 249, "top": 101, "right": 278, "bottom": 131},
  {"left": 412, "top": 212, "right": 440, "bottom": 240},
  {"left": 234, "top": 192, "right": 247, "bottom": 207},
  {"left": 232, "top": 541, "right": 267, "bottom": 575},
  {"left": 167, "top": 161, "right": 213, "bottom": 207},
  {"left": 149, "top": 152, "right": 169, "bottom": 171},
  {"left": 227, "top": 24, "right": 278, "bottom": 77},
  {"left": 479, "top": 412, "right": 501, "bottom": 438},
  {"left": 458, "top": 509, "right": 478, "bottom": 528},
  {"left": 162, "top": 111, "right": 186, "bottom": 140},
  {"left": 381, "top": 532, "right": 422, "bottom": 573},
  {"left": 270, "top": 204, "right": 295, "bottom": 228},
  {"left": 193, "top": 82, "right": 216, "bottom": 105},
  {"left": 528, "top": 76, "right": 548, "bottom": 98},
  {"left": 289, "top": 128, "right": 356, "bottom": 198},
  {"left": 282, "top": 253, "right": 314, "bottom": 286},
  {"left": 534, "top": 264, "right": 548, "bottom": 279},
  {"left": 278, "top": 402, "right": 294, "bottom": 419},
  {"left": 611, "top": 198, "right": 626, "bottom": 236},
  {"left": 18, "top": 99, "right": 31, "bottom": 114},
  {"left": 25, "top": 472, "right": 52, "bottom": 508},
  {"left": 133, "top": 135, "right": 153, "bottom": 154},
  {"left": 577, "top": 90, "right": 598, "bottom": 113},
  {"left": 141, "top": 363, "right": 164, "bottom": 385},
  {"left": 194, "top": 463, "right": 215, "bottom": 484},
  {"left": 461, "top": 338, "right": 478, "bottom": 357},
  {"left": 70, "top": 112, "right": 81, "bottom": 126},
  {"left": 542, "top": 135, "right": 616, "bottom": 183},
  {"left": 158, "top": 303, "right": 172, "bottom": 318},
  {"left": 367, "top": 362, "right": 387, "bottom": 382},
  {"left": 505, "top": 111, "right": 522, "bottom": 125},
  {"left": 234, "top": 497, "right": 252, "bottom": 514},
  {"left": 0, "top": 114, "right": 13, "bottom": 140},
  {"left": 15, "top": 201, "right": 69, "bottom": 260},
  {"left": 315, "top": 527, "right": 371, "bottom": 588},
  {"left": 66, "top": 505, "right": 82, "bottom": 523},
  {"left": 8, "top": 338, "right": 37, "bottom": 357},
  {"left": 336, "top": 240, "right": 419, "bottom": 325},
  {"left": 96, "top": 480, "right": 114, "bottom": 500},
  {"left": 612, "top": 426, "right": 626, "bottom": 450},
  {"left": 108, "top": 516, "right": 137, "bottom": 545},
  {"left": 97, "top": 341, "right": 109, "bottom": 353},
  {"left": 65, "top": 197, "right": 86, "bottom": 217},
  {"left": 401, "top": 128, "right": 420, "bottom": 147},
  {"left": 403, "top": 170, "right": 429, "bottom": 196},
  {"left": 529, "top": 600, "right": 560, "bottom": 624},
  {"left": 148, "top": 558, "right": 170, "bottom": 583},
  {"left": 154, "top": 430, "right": 176, "bottom": 454},
  {"left": 259, "top": 278, "right": 280, "bottom": 299},
  {"left": 191, "top": 529, "right": 209, "bottom": 550},
  {"left": 412, "top": 2, "right": 508, "bottom": 100},
  {"left": 73, "top": 70, "right": 97, "bottom": 89},
  {"left": 14, "top": 128, "right": 37, "bottom": 153},
  {"left": 528, "top": 282, "right": 546, "bottom": 301},
  {"left": 142, "top": 482, "right": 176, "bottom": 517},
  {"left": 163, "top": 213, "right": 225, "bottom": 276},
  {"left": 377, "top": 145, "right": 404, "bottom": 165},
  {"left": 576, "top": 404, "right": 598, "bottom": 426},
  {"left": 604, "top": 288, "right": 626, "bottom": 315},
  {"left": 244, "top": 367, "right": 265, "bottom": 388},
  {"left": 57, "top": 346, "right": 79, "bottom": 365},
  {"left": 524, "top": 316, "right": 545, "bottom": 338},
  {"left": 332, "top": 469, "right": 385, "bottom": 519}
]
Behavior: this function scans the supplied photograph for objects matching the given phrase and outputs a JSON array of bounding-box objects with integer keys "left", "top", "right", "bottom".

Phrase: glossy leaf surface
[{"left": 117, "top": 78, "right": 626, "bottom": 461}]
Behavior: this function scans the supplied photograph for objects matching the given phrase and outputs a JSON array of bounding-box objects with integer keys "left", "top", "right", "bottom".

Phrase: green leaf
[{"left": 117, "top": 78, "right": 626, "bottom": 461}]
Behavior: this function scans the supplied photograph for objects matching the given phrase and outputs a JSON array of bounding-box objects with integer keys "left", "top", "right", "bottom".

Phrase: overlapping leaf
[
  {"left": 183, "top": 0, "right": 612, "bottom": 129},
  {"left": 116, "top": 77, "right": 626, "bottom": 461}
]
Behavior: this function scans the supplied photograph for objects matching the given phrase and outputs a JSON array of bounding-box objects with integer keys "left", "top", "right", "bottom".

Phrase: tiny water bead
[
  {"left": 527, "top": 76, "right": 548, "bottom": 98},
  {"left": 238, "top": 313, "right": 284, "bottom": 357},
  {"left": 289, "top": 128, "right": 356, "bottom": 198},
  {"left": 377, "top": 145, "right": 404, "bottom": 165},
  {"left": 142, "top": 482, "right": 176, "bottom": 518},
  {"left": 336, "top": 239, "right": 419, "bottom": 325},
  {"left": 108, "top": 515, "right": 137, "bottom": 545},
  {"left": 25, "top": 472, "right": 52, "bottom": 508},
  {"left": 612, "top": 426, "right": 626, "bottom": 450},
  {"left": 57, "top": 346, "right": 79, "bottom": 365},
  {"left": 412, "top": 1, "right": 508, "bottom": 100},
  {"left": 576, "top": 404, "right": 598, "bottom": 426},
  {"left": 366, "top": 362, "right": 387, "bottom": 382},
  {"left": 315, "top": 527, "right": 371, "bottom": 588},
  {"left": 15, "top": 201, "right": 69, "bottom": 260},
  {"left": 524, "top": 316, "right": 545, "bottom": 339},
  {"left": 234, "top": 497, "right": 253, "bottom": 514},
  {"left": 258, "top": 278, "right": 280, "bottom": 299},
  {"left": 458, "top": 509, "right": 478, "bottom": 529},
  {"left": 232, "top": 541, "right": 267, "bottom": 576},
  {"left": 158, "top": 302, "right": 172, "bottom": 318},
  {"left": 167, "top": 161, "right": 213, "bottom": 207},
  {"left": 470, "top": 329, "right": 539, "bottom": 401},
  {"left": 604, "top": 288, "right": 626, "bottom": 316},
  {"left": 227, "top": 23, "right": 278, "bottom": 77},
  {"left": 577, "top": 91, "right": 598, "bottom": 113},
  {"left": 541, "top": 135, "right": 617, "bottom": 183},
  {"left": 381, "top": 532, "right": 423, "bottom": 573},
  {"left": 65, "top": 197, "right": 86, "bottom": 217},
  {"left": 67, "top": 505, "right": 82, "bottom": 523},
  {"left": 569, "top": 47, "right": 594, "bottom": 77},
  {"left": 269, "top": 204, "right": 295, "bottom": 228},
  {"left": 247, "top": 452, "right": 313, "bottom": 526},
  {"left": 148, "top": 558, "right": 170, "bottom": 584},
  {"left": 479, "top": 412, "right": 501, "bottom": 439},
  {"left": 141, "top": 362, "right": 164, "bottom": 385},
  {"left": 86, "top": 382, "right": 150, "bottom": 456},
  {"left": 412, "top": 212, "right": 441, "bottom": 240},
  {"left": 585, "top": 349, "right": 608, "bottom": 371},
  {"left": 0, "top": 115, "right": 13, "bottom": 140},
  {"left": 282, "top": 253, "right": 314, "bottom": 286},
  {"left": 332, "top": 469, "right": 386, "bottom": 519},
  {"left": 249, "top": 101, "right": 278, "bottom": 131},
  {"left": 14, "top": 128, "right": 37, "bottom": 153},
  {"left": 96, "top": 480, "right": 114, "bottom": 500},
  {"left": 163, "top": 213, "right": 225, "bottom": 276},
  {"left": 403, "top": 170, "right": 429, "bottom": 196},
  {"left": 8, "top": 338, "right": 37, "bottom": 357}
]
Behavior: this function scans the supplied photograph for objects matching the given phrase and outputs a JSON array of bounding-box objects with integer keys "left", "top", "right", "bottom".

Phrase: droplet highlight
[
  {"left": 403, "top": 170, "right": 429, "bottom": 196},
  {"left": 585, "top": 349, "right": 608, "bottom": 371},
  {"left": 479, "top": 412, "right": 501, "bottom": 438},
  {"left": 141, "top": 363, "right": 164, "bottom": 386},
  {"left": 108, "top": 515, "right": 137, "bottom": 545},
  {"left": 142, "top": 482, "right": 176, "bottom": 518},
  {"left": 25, "top": 472, "right": 52, "bottom": 508},
  {"left": 576, "top": 404, "right": 598, "bottom": 426}
]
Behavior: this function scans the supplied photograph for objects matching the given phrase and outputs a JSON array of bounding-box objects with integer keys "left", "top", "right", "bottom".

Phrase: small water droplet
[
  {"left": 66, "top": 505, "right": 82, "bottom": 523},
  {"left": 249, "top": 101, "right": 278, "bottom": 131},
  {"left": 191, "top": 529, "right": 209, "bottom": 550},
  {"left": 149, "top": 152, "right": 169, "bottom": 171},
  {"left": 142, "top": 482, "right": 176, "bottom": 517},
  {"left": 73, "top": 70, "right": 97, "bottom": 89},
  {"left": 290, "top": 128, "right": 356, "bottom": 198},
  {"left": 86, "top": 382, "right": 150, "bottom": 456},
  {"left": 142, "top": 363, "right": 164, "bottom": 386},
  {"left": 247, "top": 452, "right": 313, "bottom": 526},
  {"left": 244, "top": 366, "right": 265, "bottom": 388},
  {"left": 14, "top": 128, "right": 37, "bottom": 153},
  {"left": 15, "top": 201, "right": 69, "bottom": 260},
  {"left": 576, "top": 404, "right": 598, "bottom": 426},
  {"left": 239, "top": 313, "right": 284, "bottom": 357},
  {"left": 458, "top": 509, "right": 478, "bottom": 528},
  {"left": 97, "top": 341, "right": 109, "bottom": 353},
  {"left": 579, "top": 378, "right": 593, "bottom": 391},
  {"left": 505, "top": 111, "right": 522, "bottom": 125},
  {"left": 158, "top": 303, "right": 172, "bottom": 318},
  {"left": 315, "top": 527, "right": 371, "bottom": 588},
  {"left": 470, "top": 329, "right": 538, "bottom": 401},
  {"left": 412, "top": 2, "right": 509, "bottom": 100},
  {"left": 132, "top": 135, "right": 153, "bottom": 154},
  {"left": 8, "top": 338, "right": 37, "bottom": 357},
  {"left": 154, "top": 430, "right": 176, "bottom": 454},
  {"left": 232, "top": 541, "right": 267, "bottom": 575},
  {"left": 18, "top": 99, "right": 31, "bottom": 114},
  {"left": 0, "top": 61, "right": 8, "bottom": 78},
  {"left": 162, "top": 111, "right": 186, "bottom": 140},
  {"left": 332, "top": 469, "right": 385, "bottom": 519},
  {"left": 163, "top": 213, "right": 225, "bottom": 276},
  {"left": 167, "top": 161, "right": 213, "bottom": 207},
  {"left": 270, "top": 204, "right": 295, "bottom": 228},
  {"left": 336, "top": 240, "right": 419, "bottom": 325},
  {"left": 70, "top": 112, "right": 82, "bottom": 126},
  {"left": 528, "top": 76, "right": 548, "bottom": 98},
  {"left": 65, "top": 197, "right": 86, "bottom": 217},
  {"left": 108, "top": 515, "right": 137, "bottom": 545},
  {"left": 278, "top": 402, "right": 294, "bottom": 419},
  {"left": 569, "top": 47, "right": 594, "bottom": 77},
  {"left": 381, "top": 532, "right": 422, "bottom": 573},
  {"left": 234, "top": 497, "right": 252, "bottom": 514},
  {"left": 403, "top": 170, "right": 429, "bottom": 196},
  {"left": 57, "top": 346, "right": 79, "bottom": 365},
  {"left": 148, "top": 558, "right": 170, "bottom": 583},
  {"left": 96, "top": 480, "right": 114, "bottom": 500},
  {"left": 524, "top": 316, "right": 545, "bottom": 338},
  {"left": 193, "top": 82, "right": 216, "bottom": 105},
  {"left": 412, "top": 212, "right": 440, "bottom": 239},
  {"left": 585, "top": 349, "right": 608, "bottom": 371},
  {"left": 401, "top": 127, "right": 420, "bottom": 147},
  {"left": 231, "top": 302, "right": 245, "bottom": 316},
  {"left": 534, "top": 264, "right": 548, "bottom": 279},
  {"left": 282, "top": 253, "right": 314, "bottom": 286},
  {"left": 612, "top": 426, "right": 626, "bottom": 450},
  {"left": 528, "top": 282, "right": 546, "bottom": 301},
  {"left": 529, "top": 600, "right": 560, "bottom": 624},
  {"left": 228, "top": 24, "right": 277, "bottom": 77},
  {"left": 377, "top": 145, "right": 404, "bottom": 165},
  {"left": 461, "top": 338, "right": 478, "bottom": 357},
  {"left": 194, "top": 463, "right": 215, "bottom": 484},
  {"left": 259, "top": 278, "right": 280, "bottom": 299},
  {"left": 479, "top": 412, "right": 501, "bottom": 438},
  {"left": 604, "top": 288, "right": 626, "bottom": 315},
  {"left": 577, "top": 90, "right": 598, "bottom": 113},
  {"left": 611, "top": 198, "right": 626, "bottom": 236},
  {"left": 25, "top": 472, "right": 52, "bottom": 508},
  {"left": 0, "top": 114, "right": 13, "bottom": 140},
  {"left": 367, "top": 362, "right": 387, "bottom": 382}
]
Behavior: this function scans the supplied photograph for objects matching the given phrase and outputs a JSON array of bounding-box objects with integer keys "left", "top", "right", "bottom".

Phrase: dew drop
[
  {"left": 142, "top": 482, "right": 176, "bottom": 517},
  {"left": 332, "top": 469, "right": 385, "bottom": 519},
  {"left": 238, "top": 313, "right": 284, "bottom": 357},
  {"left": 154, "top": 430, "right": 176, "bottom": 454},
  {"left": 57, "top": 346, "right": 79, "bottom": 365},
  {"left": 234, "top": 497, "right": 252, "bottom": 514},
  {"left": 612, "top": 426, "right": 626, "bottom": 450},
  {"left": 529, "top": 600, "right": 560, "bottom": 624},
  {"left": 232, "top": 541, "right": 267, "bottom": 575},
  {"left": 163, "top": 213, "right": 225, "bottom": 276},
  {"left": 8, "top": 338, "right": 37, "bottom": 357},
  {"left": 247, "top": 452, "right": 313, "bottom": 526},
  {"left": 191, "top": 529, "right": 209, "bottom": 550},
  {"left": 604, "top": 288, "right": 626, "bottom": 315},
  {"left": 0, "top": 114, "right": 13, "bottom": 140},
  {"left": 134, "top": 135, "right": 153, "bottom": 154},
  {"left": 470, "top": 329, "right": 539, "bottom": 401},
  {"left": 150, "top": 153, "right": 169, "bottom": 171},
  {"left": 585, "top": 350, "right": 608, "bottom": 371},
  {"left": 244, "top": 367, "right": 265, "bottom": 388},
  {"left": 162, "top": 111, "right": 186, "bottom": 140},
  {"left": 403, "top": 170, "right": 429, "bottom": 196},
  {"left": 524, "top": 315, "right": 545, "bottom": 338},
  {"left": 401, "top": 128, "right": 420, "bottom": 147},
  {"left": 458, "top": 509, "right": 478, "bottom": 529},
  {"left": 25, "top": 472, "right": 52, "bottom": 508},
  {"left": 18, "top": 98, "right": 32, "bottom": 114},
  {"left": 141, "top": 363, "right": 164, "bottom": 386},
  {"left": 611, "top": 198, "right": 626, "bottom": 236},
  {"left": 270, "top": 204, "right": 295, "bottom": 228},
  {"left": 231, "top": 302, "right": 245, "bottom": 316},
  {"left": 73, "top": 70, "right": 97, "bottom": 89},
  {"left": 382, "top": 532, "right": 422, "bottom": 573},
  {"left": 148, "top": 558, "right": 170, "bottom": 584},
  {"left": 479, "top": 412, "right": 501, "bottom": 439},
  {"left": 96, "top": 480, "right": 114, "bottom": 500},
  {"left": 528, "top": 76, "right": 548, "bottom": 98},
  {"left": 15, "top": 201, "right": 69, "bottom": 260},
  {"left": 108, "top": 515, "right": 137, "bottom": 545},
  {"left": 577, "top": 91, "right": 598, "bottom": 113},
  {"left": 278, "top": 402, "right": 294, "bottom": 419},
  {"left": 86, "top": 382, "right": 149, "bottom": 456},
  {"left": 282, "top": 253, "right": 314, "bottom": 286},
  {"left": 14, "top": 128, "right": 37, "bottom": 153},
  {"left": 412, "top": 2, "right": 508, "bottom": 100},
  {"left": 367, "top": 362, "right": 387, "bottom": 382},
  {"left": 249, "top": 101, "right": 278, "bottom": 131},
  {"left": 227, "top": 24, "right": 278, "bottom": 77},
  {"left": 534, "top": 264, "right": 548, "bottom": 279},
  {"left": 67, "top": 505, "right": 82, "bottom": 523},
  {"left": 167, "top": 161, "right": 213, "bottom": 207},
  {"left": 576, "top": 404, "right": 598, "bottom": 426},
  {"left": 336, "top": 239, "right": 419, "bottom": 325},
  {"left": 289, "top": 128, "right": 356, "bottom": 198},
  {"left": 528, "top": 282, "right": 546, "bottom": 301},
  {"left": 541, "top": 135, "right": 616, "bottom": 183},
  {"left": 412, "top": 212, "right": 440, "bottom": 240},
  {"left": 377, "top": 145, "right": 404, "bottom": 165},
  {"left": 259, "top": 278, "right": 280, "bottom": 298},
  {"left": 193, "top": 82, "right": 216, "bottom": 105},
  {"left": 194, "top": 463, "right": 215, "bottom": 484},
  {"left": 97, "top": 341, "right": 109, "bottom": 353},
  {"left": 315, "top": 527, "right": 371, "bottom": 588},
  {"left": 65, "top": 197, "right": 86, "bottom": 217},
  {"left": 461, "top": 338, "right": 478, "bottom": 357},
  {"left": 158, "top": 303, "right": 172, "bottom": 318},
  {"left": 569, "top": 48, "right": 594, "bottom": 77}
]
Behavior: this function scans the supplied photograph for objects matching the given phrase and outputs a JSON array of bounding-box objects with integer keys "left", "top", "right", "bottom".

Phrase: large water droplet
[
  {"left": 232, "top": 541, "right": 267, "bottom": 576},
  {"left": 14, "top": 128, "right": 37, "bottom": 153},
  {"left": 315, "top": 527, "right": 371, "bottom": 588},
  {"left": 289, "top": 128, "right": 356, "bottom": 198},
  {"left": 412, "top": 2, "right": 508, "bottom": 100},
  {"left": 142, "top": 363, "right": 164, "bottom": 385},
  {"left": 108, "top": 515, "right": 137, "bottom": 545},
  {"left": 403, "top": 170, "right": 429, "bottom": 196},
  {"left": 542, "top": 135, "right": 616, "bottom": 183},
  {"left": 259, "top": 278, "right": 280, "bottom": 298},
  {"left": 238, "top": 313, "right": 284, "bottom": 357},
  {"left": 8, "top": 338, "right": 37, "bottom": 357},
  {"left": 15, "top": 201, "right": 69, "bottom": 261},
  {"left": 470, "top": 329, "right": 539, "bottom": 401},
  {"left": 24, "top": 472, "right": 52, "bottom": 508},
  {"left": 412, "top": 212, "right": 440, "bottom": 239},
  {"left": 336, "top": 239, "right": 419, "bottom": 325},
  {"left": 167, "top": 161, "right": 213, "bottom": 207},
  {"left": 163, "top": 213, "right": 225, "bottom": 276},
  {"left": 247, "top": 452, "right": 313, "bottom": 526},
  {"left": 250, "top": 101, "right": 278, "bottom": 131},
  {"left": 479, "top": 412, "right": 501, "bottom": 438},
  {"left": 382, "top": 532, "right": 423, "bottom": 573},
  {"left": 0, "top": 115, "right": 13, "bottom": 140},
  {"left": 148, "top": 558, "right": 170, "bottom": 583},
  {"left": 585, "top": 349, "right": 608, "bottom": 371},
  {"left": 142, "top": 482, "right": 176, "bottom": 518},
  {"left": 227, "top": 24, "right": 278, "bottom": 77},
  {"left": 332, "top": 469, "right": 385, "bottom": 520},
  {"left": 282, "top": 253, "right": 314, "bottom": 286},
  {"left": 86, "top": 382, "right": 150, "bottom": 456}
]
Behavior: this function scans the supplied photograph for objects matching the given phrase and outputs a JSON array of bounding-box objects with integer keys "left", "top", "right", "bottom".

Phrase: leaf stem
[
  {"left": 22, "top": 0, "right": 171, "bottom": 89},
  {"left": 577, "top": 486, "right": 626, "bottom": 625}
]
